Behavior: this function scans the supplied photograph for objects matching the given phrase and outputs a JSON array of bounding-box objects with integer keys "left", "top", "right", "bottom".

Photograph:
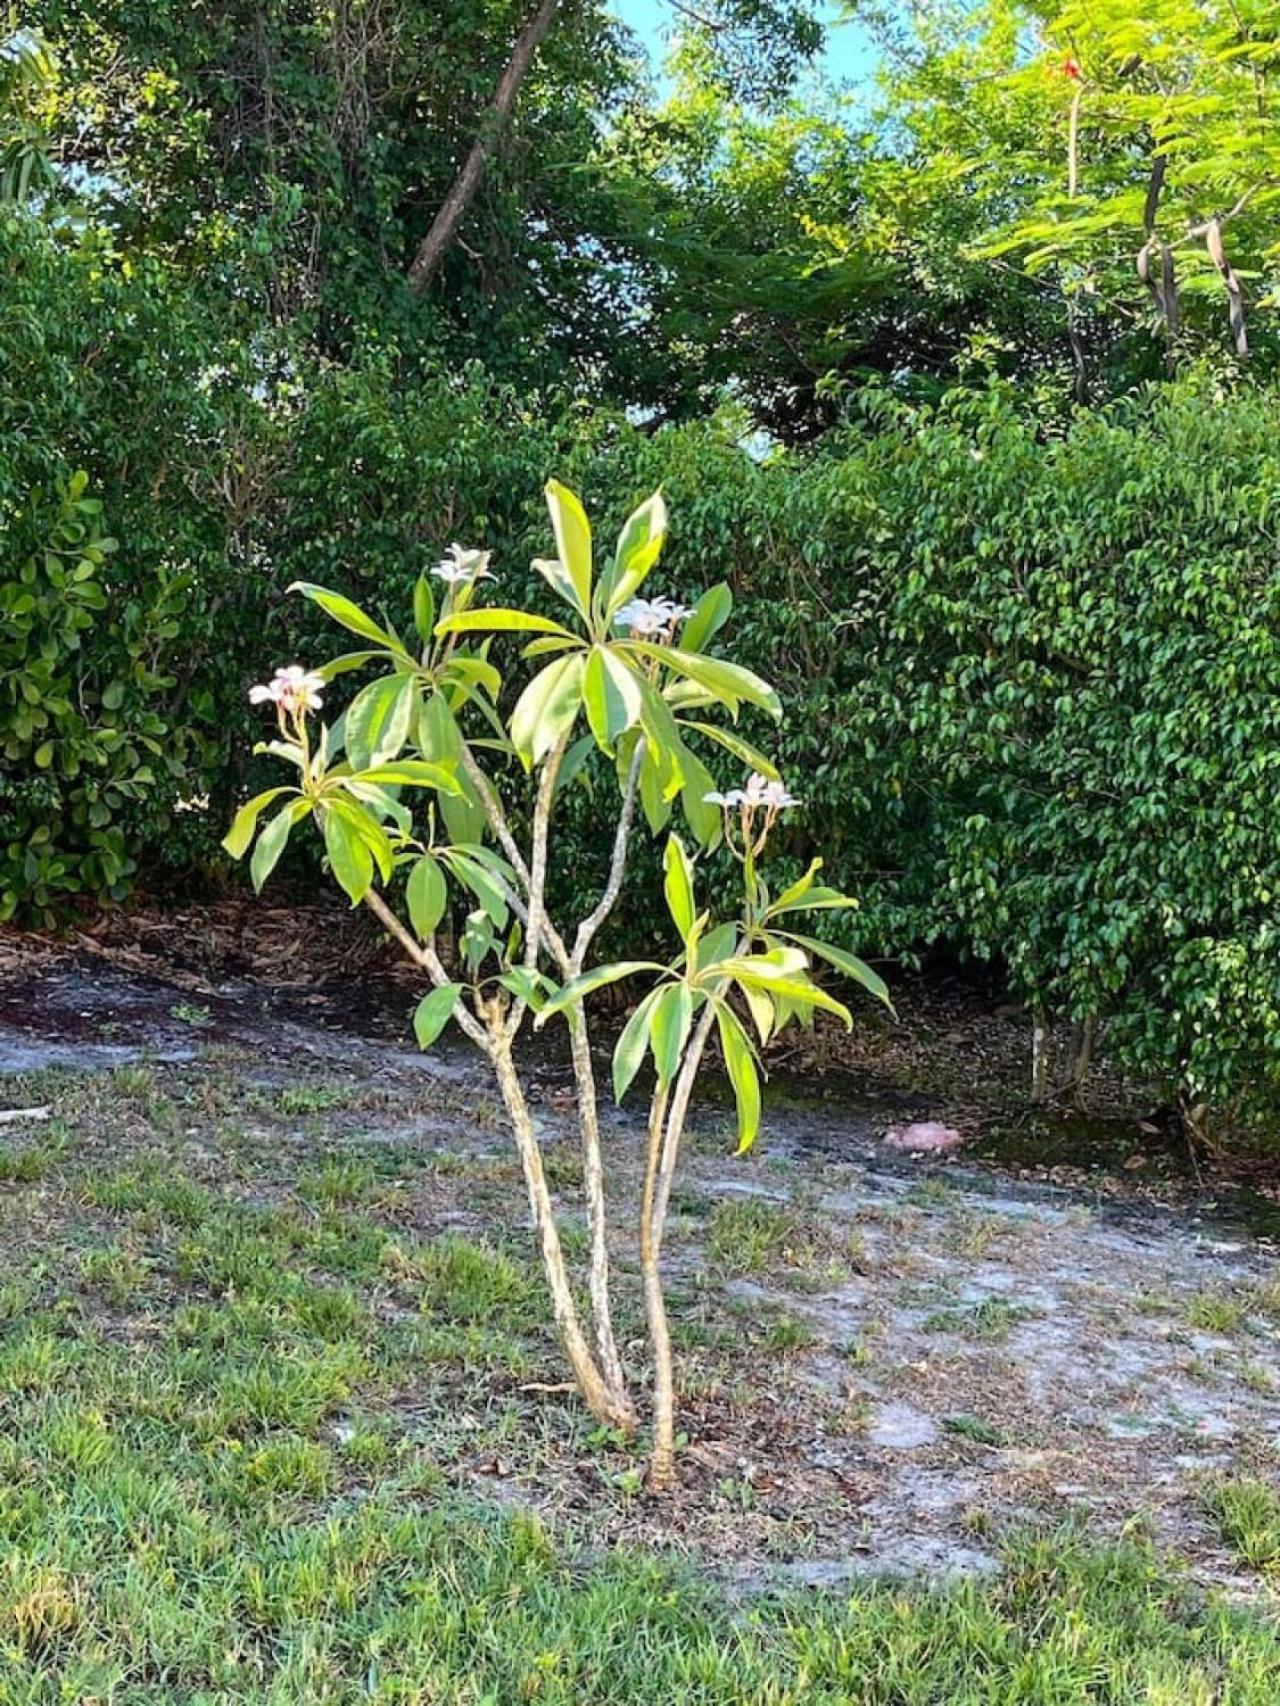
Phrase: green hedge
[{"left": 5, "top": 233, "right": 1280, "bottom": 1131}]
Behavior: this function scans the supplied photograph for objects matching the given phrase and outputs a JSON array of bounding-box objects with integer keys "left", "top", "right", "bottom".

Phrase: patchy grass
[
  {"left": 1204, "top": 1477, "right": 1280, "bottom": 1573},
  {"left": 0, "top": 1059, "right": 1278, "bottom": 1700}
]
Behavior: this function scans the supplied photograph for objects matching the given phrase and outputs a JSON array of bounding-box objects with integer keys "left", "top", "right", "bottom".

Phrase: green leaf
[
  {"left": 223, "top": 787, "right": 294, "bottom": 860},
  {"left": 436, "top": 608, "right": 575, "bottom": 638},
  {"left": 599, "top": 489, "right": 668, "bottom": 618},
  {"left": 716, "top": 1003, "right": 762, "bottom": 1155},
  {"left": 612, "top": 986, "right": 666, "bottom": 1103},
  {"left": 319, "top": 650, "right": 387, "bottom": 681},
  {"left": 406, "top": 855, "right": 447, "bottom": 939},
  {"left": 583, "top": 645, "right": 644, "bottom": 753},
  {"left": 535, "top": 960, "right": 666, "bottom": 1025},
  {"left": 441, "top": 849, "right": 509, "bottom": 928},
  {"left": 544, "top": 479, "right": 593, "bottom": 617},
  {"left": 324, "top": 806, "right": 374, "bottom": 905},
  {"left": 663, "top": 835, "right": 697, "bottom": 938},
  {"left": 251, "top": 801, "right": 301, "bottom": 893},
  {"left": 650, "top": 982, "right": 693, "bottom": 1089},
  {"left": 291, "top": 583, "right": 400, "bottom": 650},
  {"left": 694, "top": 921, "right": 738, "bottom": 972},
  {"left": 351, "top": 759, "right": 460, "bottom": 793},
  {"left": 677, "top": 745, "right": 721, "bottom": 848},
  {"left": 345, "top": 673, "right": 416, "bottom": 770},
  {"left": 413, "top": 984, "right": 462, "bottom": 1049},
  {"left": 418, "top": 695, "right": 487, "bottom": 844},
  {"left": 681, "top": 583, "right": 732, "bottom": 653},
  {"left": 774, "top": 931, "right": 893, "bottom": 1009},
  {"left": 413, "top": 574, "right": 436, "bottom": 646},
  {"left": 634, "top": 645, "right": 781, "bottom": 721},
  {"left": 510, "top": 653, "right": 585, "bottom": 767},
  {"left": 769, "top": 859, "right": 825, "bottom": 916},
  {"left": 637, "top": 678, "right": 685, "bottom": 799},
  {"left": 682, "top": 721, "right": 780, "bottom": 781}
]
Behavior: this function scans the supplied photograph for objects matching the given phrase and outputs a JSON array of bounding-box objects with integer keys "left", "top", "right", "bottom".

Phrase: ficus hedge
[{"left": 7, "top": 275, "right": 1280, "bottom": 1133}]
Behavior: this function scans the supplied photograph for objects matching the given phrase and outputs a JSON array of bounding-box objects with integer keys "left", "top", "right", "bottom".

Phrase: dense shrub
[{"left": 6, "top": 261, "right": 1280, "bottom": 1133}]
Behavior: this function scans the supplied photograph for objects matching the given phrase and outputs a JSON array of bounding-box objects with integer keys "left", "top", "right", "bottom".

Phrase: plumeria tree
[{"left": 226, "top": 481, "right": 889, "bottom": 1488}]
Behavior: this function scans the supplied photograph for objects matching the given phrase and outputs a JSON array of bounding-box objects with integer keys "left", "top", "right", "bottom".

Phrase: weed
[{"left": 1204, "top": 1477, "right": 1280, "bottom": 1571}]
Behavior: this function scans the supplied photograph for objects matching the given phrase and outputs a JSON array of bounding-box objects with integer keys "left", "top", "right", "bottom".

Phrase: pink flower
[{"left": 249, "top": 665, "right": 325, "bottom": 716}]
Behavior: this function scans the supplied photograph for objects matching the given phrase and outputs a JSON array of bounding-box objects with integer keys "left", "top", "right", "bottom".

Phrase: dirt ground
[{"left": 1, "top": 902, "right": 1278, "bottom": 1600}]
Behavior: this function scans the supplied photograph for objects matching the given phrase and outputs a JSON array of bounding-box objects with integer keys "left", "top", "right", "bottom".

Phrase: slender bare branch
[
  {"left": 572, "top": 741, "right": 645, "bottom": 972},
  {"left": 362, "top": 886, "right": 490, "bottom": 1049}
]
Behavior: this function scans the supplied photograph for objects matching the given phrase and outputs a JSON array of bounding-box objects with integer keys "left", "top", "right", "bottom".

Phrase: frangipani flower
[
  {"left": 704, "top": 772, "right": 802, "bottom": 812},
  {"left": 249, "top": 665, "right": 325, "bottom": 716},
  {"left": 615, "top": 596, "right": 694, "bottom": 639},
  {"left": 433, "top": 544, "right": 495, "bottom": 585}
]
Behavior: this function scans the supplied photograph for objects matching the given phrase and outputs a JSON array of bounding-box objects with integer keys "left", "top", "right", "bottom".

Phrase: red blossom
[{"left": 1062, "top": 56, "right": 1082, "bottom": 80}]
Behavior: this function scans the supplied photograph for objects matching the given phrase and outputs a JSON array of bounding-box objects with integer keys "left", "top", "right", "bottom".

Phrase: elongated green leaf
[
  {"left": 650, "top": 982, "right": 693, "bottom": 1089},
  {"left": 681, "top": 583, "right": 732, "bottom": 654},
  {"left": 770, "top": 860, "right": 825, "bottom": 916},
  {"left": 677, "top": 745, "right": 721, "bottom": 848},
  {"left": 441, "top": 849, "right": 508, "bottom": 928},
  {"left": 346, "top": 673, "right": 416, "bottom": 770},
  {"left": 774, "top": 931, "right": 893, "bottom": 1009},
  {"left": 412, "top": 574, "right": 435, "bottom": 646},
  {"left": 250, "top": 800, "right": 302, "bottom": 891},
  {"left": 352, "top": 759, "right": 461, "bottom": 794},
  {"left": 342, "top": 780, "right": 412, "bottom": 836},
  {"left": 326, "top": 796, "right": 394, "bottom": 885},
  {"left": 223, "top": 786, "right": 293, "bottom": 860},
  {"left": 638, "top": 744, "right": 673, "bottom": 835},
  {"left": 522, "top": 635, "right": 579, "bottom": 660},
  {"left": 418, "top": 694, "right": 487, "bottom": 845},
  {"left": 768, "top": 888, "right": 859, "bottom": 916},
  {"left": 406, "top": 855, "right": 447, "bottom": 939},
  {"left": 716, "top": 1003, "right": 762, "bottom": 1155},
  {"left": 612, "top": 986, "right": 666, "bottom": 1103},
  {"left": 599, "top": 489, "right": 668, "bottom": 618},
  {"left": 583, "top": 645, "right": 643, "bottom": 752},
  {"left": 728, "top": 969, "right": 852, "bottom": 1026},
  {"left": 319, "top": 649, "right": 387, "bottom": 681},
  {"left": 510, "top": 653, "right": 585, "bottom": 767},
  {"left": 443, "top": 654, "right": 501, "bottom": 704},
  {"left": 414, "top": 984, "right": 462, "bottom": 1049},
  {"left": 535, "top": 960, "right": 666, "bottom": 1025},
  {"left": 633, "top": 644, "right": 782, "bottom": 721},
  {"left": 637, "top": 677, "right": 685, "bottom": 800},
  {"left": 663, "top": 835, "right": 697, "bottom": 938},
  {"left": 694, "top": 921, "right": 738, "bottom": 972},
  {"left": 323, "top": 806, "right": 373, "bottom": 905},
  {"left": 290, "top": 583, "right": 400, "bottom": 650},
  {"left": 544, "top": 479, "right": 592, "bottom": 616},
  {"left": 436, "top": 608, "right": 575, "bottom": 638},
  {"left": 683, "top": 720, "right": 780, "bottom": 780}
]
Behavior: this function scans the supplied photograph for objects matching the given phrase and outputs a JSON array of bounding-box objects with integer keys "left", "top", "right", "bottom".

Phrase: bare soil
[{"left": 1, "top": 903, "right": 1278, "bottom": 1597}]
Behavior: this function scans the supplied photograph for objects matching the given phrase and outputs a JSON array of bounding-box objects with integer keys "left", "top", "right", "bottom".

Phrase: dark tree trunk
[{"left": 406, "top": 0, "right": 561, "bottom": 294}]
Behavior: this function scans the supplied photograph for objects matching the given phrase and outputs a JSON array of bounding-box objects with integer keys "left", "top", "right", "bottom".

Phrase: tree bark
[
  {"left": 639, "top": 1087, "right": 676, "bottom": 1490},
  {"left": 406, "top": 0, "right": 561, "bottom": 294},
  {"left": 490, "top": 1029, "right": 635, "bottom": 1433}
]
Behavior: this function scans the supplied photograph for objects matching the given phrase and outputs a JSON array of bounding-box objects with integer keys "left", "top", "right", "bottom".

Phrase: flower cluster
[
  {"left": 249, "top": 665, "right": 325, "bottom": 717},
  {"left": 615, "top": 596, "right": 694, "bottom": 640},
  {"left": 705, "top": 772, "right": 801, "bottom": 812},
  {"left": 433, "top": 544, "right": 495, "bottom": 586}
]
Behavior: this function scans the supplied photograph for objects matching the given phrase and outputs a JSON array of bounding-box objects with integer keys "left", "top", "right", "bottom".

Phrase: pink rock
[{"left": 881, "top": 1121, "right": 965, "bottom": 1155}]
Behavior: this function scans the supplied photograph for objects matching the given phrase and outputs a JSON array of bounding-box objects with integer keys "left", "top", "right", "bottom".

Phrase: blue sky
[{"left": 609, "top": 0, "right": 880, "bottom": 89}]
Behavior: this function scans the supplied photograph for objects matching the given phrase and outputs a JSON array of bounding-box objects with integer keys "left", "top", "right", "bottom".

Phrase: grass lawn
[{"left": 0, "top": 1056, "right": 1277, "bottom": 1703}]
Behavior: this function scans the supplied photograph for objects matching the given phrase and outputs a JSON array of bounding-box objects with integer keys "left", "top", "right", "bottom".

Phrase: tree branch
[{"left": 406, "top": 0, "right": 561, "bottom": 293}]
